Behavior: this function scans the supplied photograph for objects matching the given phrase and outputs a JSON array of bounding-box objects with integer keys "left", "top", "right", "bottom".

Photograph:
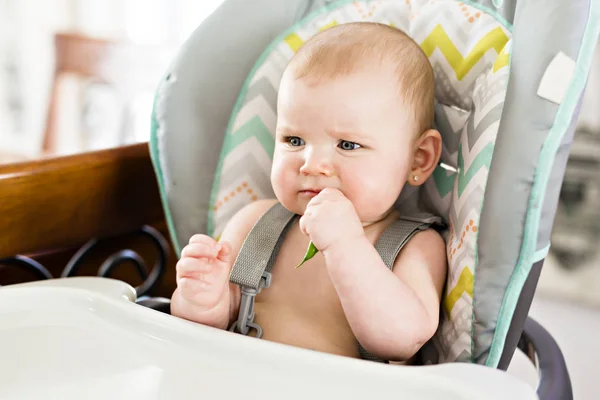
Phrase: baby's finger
[
  {"left": 298, "top": 214, "right": 310, "bottom": 237},
  {"left": 316, "top": 187, "right": 341, "bottom": 200},
  {"left": 306, "top": 193, "right": 324, "bottom": 207},
  {"left": 176, "top": 257, "right": 212, "bottom": 280},
  {"left": 307, "top": 189, "right": 337, "bottom": 207},
  {"left": 188, "top": 234, "right": 217, "bottom": 246},
  {"left": 177, "top": 277, "right": 215, "bottom": 296},
  {"left": 181, "top": 242, "right": 219, "bottom": 259},
  {"left": 216, "top": 241, "right": 234, "bottom": 264}
]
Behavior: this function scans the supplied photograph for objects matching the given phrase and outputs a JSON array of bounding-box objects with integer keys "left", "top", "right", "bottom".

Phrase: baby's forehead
[
  {"left": 287, "top": 44, "right": 407, "bottom": 81},
  {"left": 283, "top": 59, "right": 400, "bottom": 93}
]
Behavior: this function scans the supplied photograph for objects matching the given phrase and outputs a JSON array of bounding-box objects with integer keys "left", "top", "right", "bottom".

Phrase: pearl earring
[{"left": 413, "top": 175, "right": 419, "bottom": 182}]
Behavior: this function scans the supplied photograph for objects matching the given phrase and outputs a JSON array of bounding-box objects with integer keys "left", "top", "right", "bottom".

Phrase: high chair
[
  {"left": 147, "top": 0, "right": 599, "bottom": 398},
  {"left": 0, "top": 0, "right": 598, "bottom": 398}
]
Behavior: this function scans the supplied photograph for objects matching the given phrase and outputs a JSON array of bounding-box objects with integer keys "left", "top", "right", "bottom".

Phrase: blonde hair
[{"left": 287, "top": 22, "right": 435, "bottom": 136}]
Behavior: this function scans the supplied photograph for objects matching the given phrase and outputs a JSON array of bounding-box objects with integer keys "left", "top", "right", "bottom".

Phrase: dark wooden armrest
[
  {"left": 0, "top": 143, "right": 179, "bottom": 297},
  {"left": 0, "top": 143, "right": 165, "bottom": 259}
]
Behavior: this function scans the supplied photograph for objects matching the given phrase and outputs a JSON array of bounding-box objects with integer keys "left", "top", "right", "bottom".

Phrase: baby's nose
[{"left": 300, "top": 151, "right": 334, "bottom": 177}]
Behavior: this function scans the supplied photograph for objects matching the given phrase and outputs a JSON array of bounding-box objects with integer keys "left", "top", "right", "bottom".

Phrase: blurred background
[
  {"left": 0, "top": 0, "right": 224, "bottom": 159},
  {"left": 0, "top": 0, "right": 599, "bottom": 398}
]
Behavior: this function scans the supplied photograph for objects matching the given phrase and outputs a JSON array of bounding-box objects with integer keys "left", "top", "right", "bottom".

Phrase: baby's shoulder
[
  {"left": 220, "top": 199, "right": 280, "bottom": 242},
  {"left": 237, "top": 198, "right": 280, "bottom": 223},
  {"left": 393, "top": 212, "right": 445, "bottom": 251},
  {"left": 395, "top": 226, "right": 446, "bottom": 269},
  {"left": 408, "top": 227, "right": 445, "bottom": 249}
]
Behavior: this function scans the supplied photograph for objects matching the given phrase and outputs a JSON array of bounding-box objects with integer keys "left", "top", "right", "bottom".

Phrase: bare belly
[{"left": 252, "top": 301, "right": 360, "bottom": 358}]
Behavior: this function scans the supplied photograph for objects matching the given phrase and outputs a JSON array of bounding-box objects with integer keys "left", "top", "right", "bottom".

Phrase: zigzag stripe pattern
[
  {"left": 421, "top": 24, "right": 508, "bottom": 81},
  {"left": 243, "top": 77, "right": 278, "bottom": 116},
  {"left": 232, "top": 96, "right": 277, "bottom": 134},
  {"left": 444, "top": 267, "right": 474, "bottom": 315},
  {"left": 436, "top": 300, "right": 473, "bottom": 362},
  {"left": 252, "top": 59, "right": 286, "bottom": 90},
  {"left": 209, "top": 0, "right": 512, "bottom": 364},
  {"left": 222, "top": 136, "right": 273, "bottom": 172},
  {"left": 436, "top": 102, "right": 468, "bottom": 151},
  {"left": 219, "top": 154, "right": 274, "bottom": 194}
]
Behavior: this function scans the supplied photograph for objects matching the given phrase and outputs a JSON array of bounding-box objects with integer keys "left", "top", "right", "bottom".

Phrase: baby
[{"left": 171, "top": 22, "right": 447, "bottom": 363}]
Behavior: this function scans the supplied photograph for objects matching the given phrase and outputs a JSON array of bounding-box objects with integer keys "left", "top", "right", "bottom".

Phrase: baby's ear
[{"left": 407, "top": 129, "right": 442, "bottom": 186}]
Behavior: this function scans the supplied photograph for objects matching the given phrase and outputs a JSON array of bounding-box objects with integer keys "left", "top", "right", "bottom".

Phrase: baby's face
[{"left": 271, "top": 62, "right": 417, "bottom": 223}]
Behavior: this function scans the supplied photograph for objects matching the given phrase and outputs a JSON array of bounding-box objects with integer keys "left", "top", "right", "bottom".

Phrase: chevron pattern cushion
[{"left": 208, "top": 0, "right": 512, "bottom": 363}]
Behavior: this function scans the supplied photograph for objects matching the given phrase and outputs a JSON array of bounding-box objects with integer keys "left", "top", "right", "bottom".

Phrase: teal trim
[
  {"left": 457, "top": 142, "right": 495, "bottom": 197},
  {"left": 486, "top": 1, "right": 600, "bottom": 368},
  {"left": 533, "top": 243, "right": 551, "bottom": 263},
  {"left": 149, "top": 77, "right": 183, "bottom": 256},
  {"left": 467, "top": 3, "right": 513, "bottom": 364}
]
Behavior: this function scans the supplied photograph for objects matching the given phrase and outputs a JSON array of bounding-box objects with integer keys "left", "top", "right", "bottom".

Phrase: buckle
[{"left": 229, "top": 271, "right": 271, "bottom": 338}]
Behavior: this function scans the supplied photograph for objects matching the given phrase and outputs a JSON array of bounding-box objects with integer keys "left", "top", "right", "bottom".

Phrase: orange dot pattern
[
  {"left": 458, "top": 2, "right": 483, "bottom": 23},
  {"left": 448, "top": 218, "right": 479, "bottom": 261},
  {"left": 213, "top": 181, "right": 259, "bottom": 212},
  {"left": 353, "top": 1, "right": 381, "bottom": 19}
]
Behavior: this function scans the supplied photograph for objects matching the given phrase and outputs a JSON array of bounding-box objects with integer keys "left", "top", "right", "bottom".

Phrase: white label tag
[{"left": 537, "top": 51, "right": 576, "bottom": 105}]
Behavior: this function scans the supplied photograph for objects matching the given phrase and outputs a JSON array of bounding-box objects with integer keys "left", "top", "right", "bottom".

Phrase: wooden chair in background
[{"left": 42, "top": 33, "right": 173, "bottom": 156}]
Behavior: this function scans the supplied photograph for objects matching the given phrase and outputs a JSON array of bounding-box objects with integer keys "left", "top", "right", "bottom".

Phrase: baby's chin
[{"left": 274, "top": 195, "right": 307, "bottom": 216}]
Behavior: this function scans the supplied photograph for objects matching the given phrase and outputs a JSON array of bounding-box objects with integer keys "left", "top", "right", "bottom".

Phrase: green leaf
[{"left": 296, "top": 241, "right": 319, "bottom": 268}]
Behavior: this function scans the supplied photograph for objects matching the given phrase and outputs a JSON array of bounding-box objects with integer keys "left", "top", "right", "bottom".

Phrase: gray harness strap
[
  {"left": 229, "top": 202, "right": 441, "bottom": 363},
  {"left": 375, "top": 213, "right": 443, "bottom": 269},
  {"left": 228, "top": 202, "right": 296, "bottom": 337}
]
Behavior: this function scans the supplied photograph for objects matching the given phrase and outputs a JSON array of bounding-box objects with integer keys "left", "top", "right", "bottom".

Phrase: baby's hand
[
  {"left": 175, "top": 234, "right": 233, "bottom": 311},
  {"left": 299, "top": 188, "right": 364, "bottom": 253}
]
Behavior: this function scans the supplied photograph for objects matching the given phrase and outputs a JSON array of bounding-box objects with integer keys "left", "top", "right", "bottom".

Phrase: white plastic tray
[{"left": 0, "top": 278, "right": 538, "bottom": 399}]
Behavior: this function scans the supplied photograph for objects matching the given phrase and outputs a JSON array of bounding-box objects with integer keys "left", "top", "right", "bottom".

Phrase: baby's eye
[
  {"left": 284, "top": 136, "right": 305, "bottom": 147},
  {"left": 338, "top": 140, "right": 361, "bottom": 151}
]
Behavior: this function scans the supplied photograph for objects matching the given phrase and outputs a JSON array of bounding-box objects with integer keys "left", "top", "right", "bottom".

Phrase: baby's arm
[
  {"left": 171, "top": 199, "right": 278, "bottom": 329},
  {"left": 324, "top": 228, "right": 446, "bottom": 361}
]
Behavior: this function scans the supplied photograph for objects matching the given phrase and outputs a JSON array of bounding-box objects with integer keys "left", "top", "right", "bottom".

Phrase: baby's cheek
[
  {"left": 271, "top": 169, "right": 288, "bottom": 195},
  {"left": 346, "top": 170, "right": 401, "bottom": 218},
  {"left": 271, "top": 160, "right": 301, "bottom": 212},
  {"left": 270, "top": 160, "right": 286, "bottom": 194}
]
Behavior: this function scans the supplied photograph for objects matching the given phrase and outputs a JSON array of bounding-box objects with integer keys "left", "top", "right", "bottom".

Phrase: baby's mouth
[{"left": 299, "top": 188, "right": 322, "bottom": 197}]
